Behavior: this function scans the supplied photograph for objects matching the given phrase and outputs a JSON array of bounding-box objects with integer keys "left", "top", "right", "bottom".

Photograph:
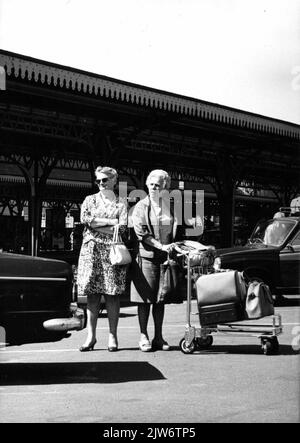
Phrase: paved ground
[{"left": 0, "top": 297, "right": 299, "bottom": 423}]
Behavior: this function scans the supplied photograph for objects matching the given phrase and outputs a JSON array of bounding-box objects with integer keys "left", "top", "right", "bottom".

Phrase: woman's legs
[
  {"left": 152, "top": 303, "right": 165, "bottom": 341},
  {"left": 104, "top": 294, "right": 120, "bottom": 349},
  {"left": 82, "top": 294, "right": 102, "bottom": 346},
  {"left": 137, "top": 304, "right": 152, "bottom": 351},
  {"left": 152, "top": 304, "right": 170, "bottom": 350},
  {"left": 138, "top": 304, "right": 151, "bottom": 337},
  {"left": 137, "top": 304, "right": 169, "bottom": 350}
]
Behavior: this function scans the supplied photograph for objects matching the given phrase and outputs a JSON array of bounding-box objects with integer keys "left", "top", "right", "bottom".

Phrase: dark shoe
[
  {"left": 79, "top": 339, "right": 97, "bottom": 352},
  {"left": 152, "top": 339, "right": 170, "bottom": 351}
]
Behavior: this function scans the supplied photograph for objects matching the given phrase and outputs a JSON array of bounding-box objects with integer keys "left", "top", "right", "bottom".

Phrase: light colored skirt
[{"left": 77, "top": 237, "right": 127, "bottom": 297}]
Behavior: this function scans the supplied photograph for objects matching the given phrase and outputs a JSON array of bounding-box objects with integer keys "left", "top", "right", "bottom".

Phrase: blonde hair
[
  {"left": 95, "top": 166, "right": 118, "bottom": 181},
  {"left": 146, "top": 169, "right": 171, "bottom": 190}
]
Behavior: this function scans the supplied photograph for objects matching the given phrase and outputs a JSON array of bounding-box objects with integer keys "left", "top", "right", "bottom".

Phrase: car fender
[
  {"left": 217, "top": 246, "right": 280, "bottom": 292},
  {"left": 242, "top": 267, "right": 275, "bottom": 292}
]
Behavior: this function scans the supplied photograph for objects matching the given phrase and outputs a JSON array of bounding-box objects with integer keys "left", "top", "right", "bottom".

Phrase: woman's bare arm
[{"left": 90, "top": 217, "right": 118, "bottom": 228}]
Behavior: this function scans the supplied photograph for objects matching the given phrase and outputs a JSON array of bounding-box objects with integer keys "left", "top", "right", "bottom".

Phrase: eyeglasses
[
  {"left": 95, "top": 178, "right": 109, "bottom": 185},
  {"left": 149, "top": 183, "right": 162, "bottom": 189}
]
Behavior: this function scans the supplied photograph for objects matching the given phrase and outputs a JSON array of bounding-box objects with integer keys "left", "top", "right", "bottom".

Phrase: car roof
[
  {"left": 269, "top": 217, "right": 299, "bottom": 224},
  {"left": 273, "top": 216, "right": 300, "bottom": 221}
]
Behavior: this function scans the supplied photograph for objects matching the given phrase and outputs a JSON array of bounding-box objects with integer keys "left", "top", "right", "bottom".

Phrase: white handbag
[
  {"left": 245, "top": 281, "right": 274, "bottom": 319},
  {"left": 109, "top": 225, "right": 132, "bottom": 266}
]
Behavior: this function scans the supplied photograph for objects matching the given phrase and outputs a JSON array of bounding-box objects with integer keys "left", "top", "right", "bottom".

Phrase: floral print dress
[{"left": 77, "top": 192, "right": 128, "bottom": 298}]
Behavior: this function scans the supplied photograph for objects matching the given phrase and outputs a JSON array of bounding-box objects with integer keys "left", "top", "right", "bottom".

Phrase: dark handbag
[{"left": 157, "top": 258, "right": 183, "bottom": 304}]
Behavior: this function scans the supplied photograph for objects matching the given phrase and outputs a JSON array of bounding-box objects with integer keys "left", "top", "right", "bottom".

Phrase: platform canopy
[{"left": 0, "top": 49, "right": 299, "bottom": 252}]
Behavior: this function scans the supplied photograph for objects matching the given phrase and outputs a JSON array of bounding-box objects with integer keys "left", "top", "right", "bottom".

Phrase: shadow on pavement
[
  {"left": 0, "top": 361, "right": 166, "bottom": 385},
  {"left": 175, "top": 344, "right": 299, "bottom": 356},
  {"left": 4, "top": 330, "right": 71, "bottom": 346}
]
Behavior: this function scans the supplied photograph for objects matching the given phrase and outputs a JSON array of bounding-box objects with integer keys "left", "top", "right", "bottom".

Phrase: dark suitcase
[{"left": 199, "top": 302, "right": 243, "bottom": 326}]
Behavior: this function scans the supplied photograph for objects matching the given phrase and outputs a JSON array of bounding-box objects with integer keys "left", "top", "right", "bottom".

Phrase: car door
[{"left": 279, "top": 230, "right": 300, "bottom": 292}]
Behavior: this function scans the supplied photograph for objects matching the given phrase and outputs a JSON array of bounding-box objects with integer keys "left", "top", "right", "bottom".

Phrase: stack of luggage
[{"left": 195, "top": 270, "right": 274, "bottom": 326}]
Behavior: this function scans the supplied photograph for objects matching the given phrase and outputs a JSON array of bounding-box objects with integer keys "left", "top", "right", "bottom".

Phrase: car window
[
  {"left": 291, "top": 231, "right": 300, "bottom": 246},
  {"left": 249, "top": 219, "right": 296, "bottom": 247},
  {"left": 263, "top": 221, "right": 290, "bottom": 246}
]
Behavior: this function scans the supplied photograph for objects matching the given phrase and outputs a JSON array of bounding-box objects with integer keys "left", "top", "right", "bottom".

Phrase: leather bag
[
  {"left": 109, "top": 225, "right": 132, "bottom": 266},
  {"left": 157, "top": 258, "right": 183, "bottom": 304},
  {"left": 245, "top": 281, "right": 274, "bottom": 319},
  {"left": 195, "top": 270, "right": 247, "bottom": 307}
]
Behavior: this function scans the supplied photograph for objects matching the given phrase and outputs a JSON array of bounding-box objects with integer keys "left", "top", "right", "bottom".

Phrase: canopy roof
[{"left": 1, "top": 49, "right": 299, "bottom": 141}]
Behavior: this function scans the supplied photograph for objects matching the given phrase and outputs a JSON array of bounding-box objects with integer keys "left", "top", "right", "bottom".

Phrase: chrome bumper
[{"left": 43, "top": 303, "right": 86, "bottom": 332}]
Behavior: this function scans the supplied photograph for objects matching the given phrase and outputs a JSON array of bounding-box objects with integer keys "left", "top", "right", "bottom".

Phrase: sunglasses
[{"left": 95, "top": 178, "right": 109, "bottom": 185}]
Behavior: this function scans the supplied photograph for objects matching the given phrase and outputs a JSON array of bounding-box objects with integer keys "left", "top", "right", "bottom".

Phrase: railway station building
[{"left": 0, "top": 49, "right": 299, "bottom": 262}]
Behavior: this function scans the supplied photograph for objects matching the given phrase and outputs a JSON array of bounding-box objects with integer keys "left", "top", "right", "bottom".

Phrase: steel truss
[
  {"left": 0, "top": 105, "right": 92, "bottom": 144},
  {"left": 0, "top": 76, "right": 299, "bottom": 251}
]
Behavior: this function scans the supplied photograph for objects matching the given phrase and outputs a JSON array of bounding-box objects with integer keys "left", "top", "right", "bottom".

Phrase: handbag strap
[{"left": 113, "top": 224, "right": 120, "bottom": 243}]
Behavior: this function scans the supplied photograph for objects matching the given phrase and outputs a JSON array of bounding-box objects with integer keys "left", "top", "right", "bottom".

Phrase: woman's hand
[{"left": 161, "top": 243, "right": 176, "bottom": 253}]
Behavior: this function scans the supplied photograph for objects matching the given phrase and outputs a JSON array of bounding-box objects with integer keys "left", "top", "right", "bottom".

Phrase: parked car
[
  {"left": 0, "top": 252, "right": 85, "bottom": 343},
  {"left": 214, "top": 213, "right": 300, "bottom": 303}
]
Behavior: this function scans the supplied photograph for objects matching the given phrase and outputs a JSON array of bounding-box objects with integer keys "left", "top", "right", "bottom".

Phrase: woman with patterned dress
[{"left": 77, "top": 166, "right": 128, "bottom": 352}]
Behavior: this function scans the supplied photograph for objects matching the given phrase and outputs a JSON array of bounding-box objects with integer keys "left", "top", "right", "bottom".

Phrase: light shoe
[
  {"left": 138, "top": 336, "right": 152, "bottom": 352},
  {"left": 108, "top": 335, "right": 118, "bottom": 352}
]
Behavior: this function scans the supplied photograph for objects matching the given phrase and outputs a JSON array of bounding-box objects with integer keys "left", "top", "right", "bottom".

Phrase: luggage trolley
[{"left": 177, "top": 249, "right": 283, "bottom": 356}]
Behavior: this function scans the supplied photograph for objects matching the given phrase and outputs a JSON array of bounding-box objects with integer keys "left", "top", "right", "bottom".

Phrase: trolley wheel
[
  {"left": 261, "top": 337, "right": 279, "bottom": 355},
  {"left": 195, "top": 335, "right": 213, "bottom": 349},
  {"left": 179, "top": 338, "right": 196, "bottom": 354}
]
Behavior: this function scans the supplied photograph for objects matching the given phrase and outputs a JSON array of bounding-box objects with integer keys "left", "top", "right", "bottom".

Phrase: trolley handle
[{"left": 174, "top": 244, "right": 188, "bottom": 255}]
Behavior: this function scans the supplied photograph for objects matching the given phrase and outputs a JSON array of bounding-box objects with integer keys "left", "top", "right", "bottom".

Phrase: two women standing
[{"left": 77, "top": 167, "right": 183, "bottom": 352}]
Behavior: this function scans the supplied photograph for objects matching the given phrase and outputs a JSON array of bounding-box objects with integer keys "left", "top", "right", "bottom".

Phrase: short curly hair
[
  {"left": 146, "top": 169, "right": 171, "bottom": 190},
  {"left": 95, "top": 166, "right": 118, "bottom": 181}
]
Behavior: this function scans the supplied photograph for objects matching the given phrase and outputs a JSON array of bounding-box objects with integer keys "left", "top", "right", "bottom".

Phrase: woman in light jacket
[{"left": 130, "top": 169, "right": 184, "bottom": 352}]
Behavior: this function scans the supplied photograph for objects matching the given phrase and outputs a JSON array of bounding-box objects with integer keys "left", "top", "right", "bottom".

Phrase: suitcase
[
  {"left": 195, "top": 270, "right": 247, "bottom": 307},
  {"left": 198, "top": 302, "right": 243, "bottom": 326}
]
